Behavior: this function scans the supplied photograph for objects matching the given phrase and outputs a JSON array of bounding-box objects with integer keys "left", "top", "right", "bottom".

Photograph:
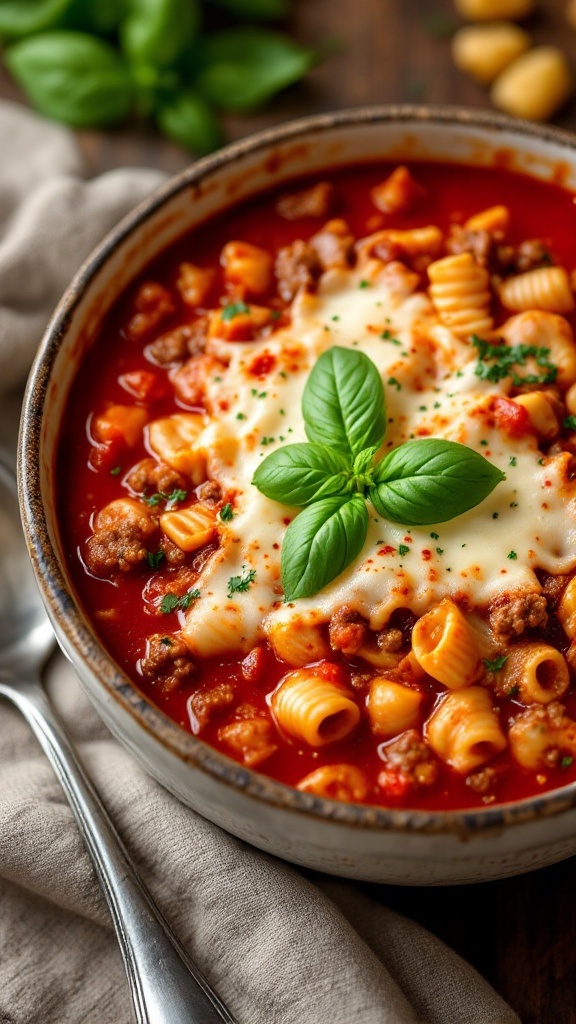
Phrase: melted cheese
[{"left": 180, "top": 262, "right": 576, "bottom": 657}]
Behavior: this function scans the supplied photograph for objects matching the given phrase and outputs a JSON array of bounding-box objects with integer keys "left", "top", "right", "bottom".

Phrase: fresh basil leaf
[
  {"left": 302, "top": 347, "right": 386, "bottom": 458},
  {"left": 5, "top": 31, "right": 134, "bottom": 126},
  {"left": 209, "top": 0, "right": 289, "bottom": 19},
  {"left": 0, "top": 0, "right": 72, "bottom": 37},
  {"left": 369, "top": 439, "right": 505, "bottom": 526},
  {"left": 120, "top": 0, "right": 201, "bottom": 69},
  {"left": 156, "top": 90, "right": 223, "bottom": 154},
  {"left": 352, "top": 446, "right": 378, "bottom": 479},
  {"left": 253, "top": 443, "right": 351, "bottom": 507},
  {"left": 195, "top": 28, "right": 315, "bottom": 112},
  {"left": 281, "top": 494, "right": 368, "bottom": 601},
  {"left": 60, "top": 0, "right": 126, "bottom": 34}
]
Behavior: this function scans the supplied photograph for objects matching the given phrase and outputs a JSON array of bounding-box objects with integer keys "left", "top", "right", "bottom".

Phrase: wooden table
[{"left": 2, "top": 1, "right": 576, "bottom": 1020}]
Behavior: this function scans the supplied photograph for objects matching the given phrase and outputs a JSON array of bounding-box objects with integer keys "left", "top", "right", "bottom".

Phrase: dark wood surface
[{"left": 3, "top": 1, "right": 576, "bottom": 1020}]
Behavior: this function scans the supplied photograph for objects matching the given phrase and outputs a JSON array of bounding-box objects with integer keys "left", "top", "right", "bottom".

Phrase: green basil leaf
[
  {"left": 281, "top": 494, "right": 368, "bottom": 602},
  {"left": 60, "top": 0, "right": 126, "bottom": 34},
  {"left": 156, "top": 90, "right": 223, "bottom": 154},
  {"left": 5, "top": 32, "right": 134, "bottom": 126},
  {"left": 352, "top": 446, "right": 378, "bottom": 479},
  {"left": 121, "top": 0, "right": 200, "bottom": 69},
  {"left": 209, "top": 0, "right": 289, "bottom": 18},
  {"left": 302, "top": 347, "right": 386, "bottom": 458},
  {"left": 369, "top": 439, "right": 505, "bottom": 526},
  {"left": 195, "top": 28, "right": 315, "bottom": 112},
  {"left": 253, "top": 443, "right": 351, "bottom": 507},
  {"left": 0, "top": 0, "right": 72, "bottom": 37}
]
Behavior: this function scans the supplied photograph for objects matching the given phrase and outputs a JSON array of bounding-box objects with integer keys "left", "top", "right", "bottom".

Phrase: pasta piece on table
[{"left": 491, "top": 47, "right": 574, "bottom": 122}]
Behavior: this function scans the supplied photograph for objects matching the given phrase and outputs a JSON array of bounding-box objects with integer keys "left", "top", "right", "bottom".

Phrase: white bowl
[{"left": 20, "top": 105, "right": 576, "bottom": 884}]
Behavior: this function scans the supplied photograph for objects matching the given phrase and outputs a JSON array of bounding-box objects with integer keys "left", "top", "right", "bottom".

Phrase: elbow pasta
[
  {"left": 271, "top": 669, "right": 360, "bottom": 747},
  {"left": 61, "top": 159, "right": 576, "bottom": 810},
  {"left": 426, "top": 687, "right": 507, "bottom": 774}
]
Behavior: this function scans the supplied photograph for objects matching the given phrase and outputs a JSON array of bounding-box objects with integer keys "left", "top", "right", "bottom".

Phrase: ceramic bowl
[{"left": 19, "top": 105, "right": 576, "bottom": 885}]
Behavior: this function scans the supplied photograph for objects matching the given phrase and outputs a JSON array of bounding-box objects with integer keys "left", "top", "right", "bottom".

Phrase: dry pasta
[
  {"left": 452, "top": 23, "right": 530, "bottom": 86},
  {"left": 491, "top": 46, "right": 574, "bottom": 122}
]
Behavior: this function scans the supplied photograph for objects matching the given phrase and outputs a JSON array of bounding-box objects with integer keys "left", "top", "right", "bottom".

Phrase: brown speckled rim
[{"left": 18, "top": 104, "right": 576, "bottom": 837}]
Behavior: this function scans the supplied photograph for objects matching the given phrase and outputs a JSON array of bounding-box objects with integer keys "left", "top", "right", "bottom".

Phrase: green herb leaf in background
[
  {"left": 156, "top": 88, "right": 223, "bottom": 153},
  {"left": 0, "top": 0, "right": 72, "bottom": 38},
  {"left": 369, "top": 438, "right": 506, "bottom": 526},
  {"left": 195, "top": 27, "right": 316, "bottom": 111},
  {"left": 281, "top": 495, "right": 368, "bottom": 602},
  {"left": 120, "top": 0, "right": 201, "bottom": 69},
  {"left": 5, "top": 31, "right": 134, "bottom": 125},
  {"left": 209, "top": 0, "right": 289, "bottom": 19}
]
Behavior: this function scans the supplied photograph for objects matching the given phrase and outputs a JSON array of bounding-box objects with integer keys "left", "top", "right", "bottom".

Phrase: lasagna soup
[{"left": 59, "top": 161, "right": 576, "bottom": 810}]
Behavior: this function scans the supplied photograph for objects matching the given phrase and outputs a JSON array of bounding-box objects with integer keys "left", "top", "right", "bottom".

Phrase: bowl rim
[{"left": 19, "top": 102, "right": 576, "bottom": 837}]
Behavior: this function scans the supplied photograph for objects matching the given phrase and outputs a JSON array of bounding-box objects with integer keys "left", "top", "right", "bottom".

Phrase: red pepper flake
[
  {"left": 378, "top": 545, "right": 395, "bottom": 555},
  {"left": 422, "top": 549, "right": 432, "bottom": 561},
  {"left": 249, "top": 353, "right": 276, "bottom": 377},
  {"left": 403, "top": 536, "right": 413, "bottom": 544}
]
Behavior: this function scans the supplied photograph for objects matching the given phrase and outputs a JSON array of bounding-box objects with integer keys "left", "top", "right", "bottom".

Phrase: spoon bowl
[{"left": 0, "top": 453, "right": 237, "bottom": 1024}]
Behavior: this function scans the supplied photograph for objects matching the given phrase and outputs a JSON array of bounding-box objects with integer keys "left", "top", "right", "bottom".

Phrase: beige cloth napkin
[{"left": 0, "top": 98, "right": 521, "bottom": 1024}]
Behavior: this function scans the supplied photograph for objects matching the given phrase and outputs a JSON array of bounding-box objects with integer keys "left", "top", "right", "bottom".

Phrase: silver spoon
[{"left": 0, "top": 455, "right": 238, "bottom": 1024}]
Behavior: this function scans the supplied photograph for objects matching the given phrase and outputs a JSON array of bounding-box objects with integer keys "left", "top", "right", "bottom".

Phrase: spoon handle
[{"left": 0, "top": 673, "right": 238, "bottom": 1024}]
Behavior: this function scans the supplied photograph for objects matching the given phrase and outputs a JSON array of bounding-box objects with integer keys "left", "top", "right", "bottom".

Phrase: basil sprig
[{"left": 252, "top": 347, "right": 505, "bottom": 601}]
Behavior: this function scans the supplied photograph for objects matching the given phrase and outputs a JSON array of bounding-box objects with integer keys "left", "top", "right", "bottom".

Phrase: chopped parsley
[
  {"left": 261, "top": 436, "right": 275, "bottom": 446},
  {"left": 110, "top": 465, "right": 122, "bottom": 476},
  {"left": 359, "top": 279, "right": 370, "bottom": 289},
  {"left": 387, "top": 377, "right": 402, "bottom": 391},
  {"left": 160, "top": 636, "right": 173, "bottom": 646},
  {"left": 472, "top": 334, "right": 557, "bottom": 387},
  {"left": 507, "top": 550, "right": 518, "bottom": 560},
  {"left": 561, "top": 755, "right": 574, "bottom": 769},
  {"left": 143, "top": 488, "right": 187, "bottom": 508},
  {"left": 436, "top": 547, "right": 444, "bottom": 555},
  {"left": 251, "top": 388, "right": 267, "bottom": 398},
  {"left": 227, "top": 568, "right": 256, "bottom": 598},
  {"left": 219, "top": 502, "right": 234, "bottom": 522},
  {"left": 430, "top": 532, "right": 439, "bottom": 540},
  {"left": 398, "top": 544, "right": 410, "bottom": 556},
  {"left": 221, "top": 301, "right": 250, "bottom": 321},
  {"left": 380, "top": 329, "right": 401, "bottom": 346},
  {"left": 483, "top": 654, "right": 508, "bottom": 673},
  {"left": 509, "top": 457, "right": 517, "bottom": 467},
  {"left": 563, "top": 415, "right": 576, "bottom": 431},
  {"left": 146, "top": 550, "right": 164, "bottom": 570},
  {"left": 161, "top": 589, "right": 201, "bottom": 614},
  {"left": 236, "top": 412, "right": 246, "bottom": 420},
  {"left": 506, "top": 684, "right": 520, "bottom": 698}
]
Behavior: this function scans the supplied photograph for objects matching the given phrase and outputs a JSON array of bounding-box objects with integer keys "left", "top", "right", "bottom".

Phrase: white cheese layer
[{"left": 181, "top": 262, "right": 576, "bottom": 656}]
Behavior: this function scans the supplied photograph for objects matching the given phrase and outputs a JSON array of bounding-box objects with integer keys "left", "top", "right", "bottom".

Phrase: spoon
[{"left": 0, "top": 455, "right": 238, "bottom": 1024}]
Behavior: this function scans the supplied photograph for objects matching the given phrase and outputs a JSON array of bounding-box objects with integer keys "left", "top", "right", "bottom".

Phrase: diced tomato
[
  {"left": 492, "top": 397, "right": 533, "bottom": 438},
  {"left": 88, "top": 439, "right": 123, "bottom": 473},
  {"left": 377, "top": 769, "right": 412, "bottom": 800},
  {"left": 118, "top": 370, "right": 168, "bottom": 403}
]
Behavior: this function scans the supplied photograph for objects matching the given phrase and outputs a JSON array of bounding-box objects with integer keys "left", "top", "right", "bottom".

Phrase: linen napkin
[{"left": 0, "top": 98, "right": 521, "bottom": 1024}]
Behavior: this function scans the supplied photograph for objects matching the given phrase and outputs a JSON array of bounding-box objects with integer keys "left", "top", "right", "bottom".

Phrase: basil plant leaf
[
  {"left": 0, "top": 0, "right": 72, "bottom": 38},
  {"left": 156, "top": 90, "right": 223, "bottom": 154},
  {"left": 369, "top": 438, "right": 505, "bottom": 526},
  {"left": 195, "top": 28, "right": 315, "bottom": 112},
  {"left": 61, "top": 0, "right": 126, "bottom": 34},
  {"left": 5, "top": 31, "right": 134, "bottom": 126},
  {"left": 282, "top": 494, "right": 368, "bottom": 602},
  {"left": 209, "top": 0, "right": 289, "bottom": 19},
  {"left": 353, "top": 445, "right": 378, "bottom": 479},
  {"left": 253, "top": 443, "right": 351, "bottom": 507},
  {"left": 120, "top": 0, "right": 201, "bottom": 69},
  {"left": 302, "top": 347, "right": 386, "bottom": 458}
]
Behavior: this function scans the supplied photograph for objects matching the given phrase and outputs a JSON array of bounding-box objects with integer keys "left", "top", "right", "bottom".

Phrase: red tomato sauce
[{"left": 57, "top": 160, "right": 576, "bottom": 810}]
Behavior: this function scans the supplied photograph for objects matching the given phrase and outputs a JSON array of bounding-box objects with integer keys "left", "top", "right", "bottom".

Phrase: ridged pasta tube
[
  {"left": 428, "top": 253, "right": 494, "bottom": 339},
  {"left": 367, "top": 678, "right": 422, "bottom": 738},
  {"left": 296, "top": 764, "right": 369, "bottom": 801},
  {"left": 557, "top": 577, "right": 576, "bottom": 640},
  {"left": 499, "top": 266, "right": 575, "bottom": 314},
  {"left": 411, "top": 598, "right": 482, "bottom": 689},
  {"left": 160, "top": 503, "right": 216, "bottom": 552},
  {"left": 426, "top": 686, "right": 507, "bottom": 773},
  {"left": 497, "top": 643, "right": 570, "bottom": 704},
  {"left": 271, "top": 669, "right": 360, "bottom": 747}
]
